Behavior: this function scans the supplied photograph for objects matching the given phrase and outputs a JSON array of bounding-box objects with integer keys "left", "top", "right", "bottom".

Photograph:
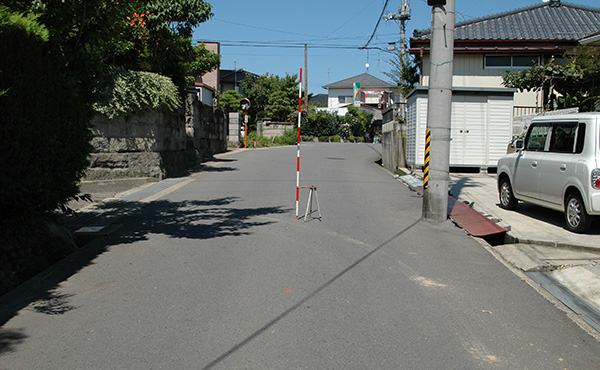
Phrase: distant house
[
  {"left": 322, "top": 73, "right": 397, "bottom": 137},
  {"left": 219, "top": 69, "right": 259, "bottom": 95},
  {"left": 409, "top": 0, "right": 600, "bottom": 117},
  {"left": 308, "top": 93, "right": 328, "bottom": 107},
  {"left": 323, "top": 73, "right": 396, "bottom": 111}
]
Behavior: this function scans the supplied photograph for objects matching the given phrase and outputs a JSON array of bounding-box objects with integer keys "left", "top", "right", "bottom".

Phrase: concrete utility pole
[
  {"left": 422, "top": 0, "right": 455, "bottom": 222},
  {"left": 383, "top": 0, "right": 411, "bottom": 60}
]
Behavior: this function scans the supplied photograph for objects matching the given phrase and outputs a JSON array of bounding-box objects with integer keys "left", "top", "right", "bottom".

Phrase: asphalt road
[{"left": 2, "top": 143, "right": 600, "bottom": 369}]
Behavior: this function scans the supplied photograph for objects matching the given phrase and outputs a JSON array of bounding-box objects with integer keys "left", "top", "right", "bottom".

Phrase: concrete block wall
[
  {"left": 381, "top": 121, "right": 406, "bottom": 173},
  {"left": 259, "top": 121, "right": 294, "bottom": 138},
  {"left": 86, "top": 92, "right": 227, "bottom": 180}
]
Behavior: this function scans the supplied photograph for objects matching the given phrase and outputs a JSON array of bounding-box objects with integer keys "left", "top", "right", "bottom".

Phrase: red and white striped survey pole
[{"left": 295, "top": 68, "right": 302, "bottom": 219}]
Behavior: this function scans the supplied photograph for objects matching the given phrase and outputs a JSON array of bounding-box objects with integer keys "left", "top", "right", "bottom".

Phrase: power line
[
  {"left": 316, "top": 0, "right": 378, "bottom": 44},
  {"left": 362, "top": 0, "right": 391, "bottom": 49},
  {"left": 211, "top": 18, "right": 320, "bottom": 38}
]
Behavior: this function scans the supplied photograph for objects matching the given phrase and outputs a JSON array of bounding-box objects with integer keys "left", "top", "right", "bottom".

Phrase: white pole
[{"left": 296, "top": 68, "right": 303, "bottom": 219}]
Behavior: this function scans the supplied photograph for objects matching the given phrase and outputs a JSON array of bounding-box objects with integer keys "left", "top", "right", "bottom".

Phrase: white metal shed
[{"left": 406, "top": 87, "right": 515, "bottom": 168}]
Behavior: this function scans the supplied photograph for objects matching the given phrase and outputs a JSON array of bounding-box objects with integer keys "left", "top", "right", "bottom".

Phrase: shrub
[
  {"left": 220, "top": 90, "right": 242, "bottom": 112},
  {"left": 93, "top": 67, "right": 182, "bottom": 119},
  {"left": 331, "top": 135, "right": 341, "bottom": 143},
  {"left": 273, "top": 129, "right": 297, "bottom": 146},
  {"left": 0, "top": 7, "right": 93, "bottom": 219}
]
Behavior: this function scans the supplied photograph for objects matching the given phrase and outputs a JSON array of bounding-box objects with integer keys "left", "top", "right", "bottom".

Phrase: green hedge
[
  {"left": 93, "top": 67, "right": 182, "bottom": 119},
  {"left": 0, "top": 7, "right": 93, "bottom": 221}
]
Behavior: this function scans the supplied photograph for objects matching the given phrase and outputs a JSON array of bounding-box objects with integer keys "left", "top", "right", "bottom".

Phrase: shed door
[{"left": 449, "top": 95, "right": 488, "bottom": 166}]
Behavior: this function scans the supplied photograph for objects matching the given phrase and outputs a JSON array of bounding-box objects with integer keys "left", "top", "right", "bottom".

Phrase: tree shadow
[
  {"left": 97, "top": 196, "right": 290, "bottom": 244},
  {"left": 1, "top": 196, "right": 291, "bottom": 337},
  {"left": 0, "top": 328, "right": 26, "bottom": 354},
  {"left": 29, "top": 290, "right": 77, "bottom": 315}
]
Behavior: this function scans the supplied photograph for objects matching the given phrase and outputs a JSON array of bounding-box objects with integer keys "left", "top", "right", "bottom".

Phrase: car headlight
[{"left": 592, "top": 169, "right": 600, "bottom": 190}]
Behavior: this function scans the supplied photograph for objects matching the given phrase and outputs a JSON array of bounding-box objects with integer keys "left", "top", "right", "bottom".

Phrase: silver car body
[{"left": 497, "top": 113, "right": 600, "bottom": 216}]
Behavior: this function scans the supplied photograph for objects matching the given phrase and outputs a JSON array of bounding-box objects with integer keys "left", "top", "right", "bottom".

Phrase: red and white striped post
[{"left": 295, "top": 68, "right": 303, "bottom": 219}]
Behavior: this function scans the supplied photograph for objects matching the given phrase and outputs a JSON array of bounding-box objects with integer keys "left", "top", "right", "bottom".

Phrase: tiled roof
[
  {"left": 412, "top": 1, "right": 600, "bottom": 42},
  {"left": 323, "top": 73, "right": 394, "bottom": 89},
  {"left": 219, "top": 69, "right": 258, "bottom": 83}
]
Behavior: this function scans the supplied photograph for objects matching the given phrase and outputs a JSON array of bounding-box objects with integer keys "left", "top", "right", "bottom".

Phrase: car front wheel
[
  {"left": 565, "top": 192, "right": 592, "bottom": 233},
  {"left": 499, "top": 177, "right": 518, "bottom": 210}
]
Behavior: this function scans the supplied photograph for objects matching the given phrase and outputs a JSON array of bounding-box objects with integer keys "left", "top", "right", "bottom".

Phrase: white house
[{"left": 322, "top": 73, "right": 397, "bottom": 111}]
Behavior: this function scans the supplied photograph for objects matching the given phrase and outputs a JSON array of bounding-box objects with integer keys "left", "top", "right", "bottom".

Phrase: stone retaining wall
[{"left": 86, "top": 92, "right": 227, "bottom": 180}]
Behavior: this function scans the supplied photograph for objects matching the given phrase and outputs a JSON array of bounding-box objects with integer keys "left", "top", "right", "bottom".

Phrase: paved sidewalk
[{"left": 447, "top": 171, "right": 600, "bottom": 250}]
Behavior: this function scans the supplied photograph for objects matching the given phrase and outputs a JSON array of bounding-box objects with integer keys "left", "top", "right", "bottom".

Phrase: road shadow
[
  {"left": 501, "top": 201, "right": 600, "bottom": 235},
  {"left": 449, "top": 176, "right": 478, "bottom": 200},
  {"left": 0, "top": 328, "right": 26, "bottom": 355},
  {"left": 0, "top": 196, "right": 290, "bottom": 341},
  {"left": 199, "top": 219, "right": 421, "bottom": 370},
  {"left": 97, "top": 196, "right": 289, "bottom": 244}
]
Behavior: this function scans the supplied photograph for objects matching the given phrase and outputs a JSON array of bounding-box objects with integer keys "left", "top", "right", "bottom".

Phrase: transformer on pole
[{"left": 383, "top": 0, "right": 411, "bottom": 59}]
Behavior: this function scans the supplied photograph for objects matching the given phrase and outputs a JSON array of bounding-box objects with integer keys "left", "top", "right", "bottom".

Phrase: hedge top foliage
[
  {"left": 0, "top": 7, "right": 93, "bottom": 218},
  {"left": 93, "top": 67, "right": 182, "bottom": 119}
]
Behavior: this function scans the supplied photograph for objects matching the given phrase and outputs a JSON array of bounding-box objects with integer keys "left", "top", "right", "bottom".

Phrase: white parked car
[{"left": 497, "top": 113, "right": 600, "bottom": 233}]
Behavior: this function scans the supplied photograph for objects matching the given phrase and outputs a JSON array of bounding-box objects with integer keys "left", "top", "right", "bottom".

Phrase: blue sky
[{"left": 193, "top": 0, "right": 599, "bottom": 95}]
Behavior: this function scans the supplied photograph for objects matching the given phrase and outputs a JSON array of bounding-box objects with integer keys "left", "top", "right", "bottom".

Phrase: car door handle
[
  {"left": 531, "top": 161, "right": 538, "bottom": 168},
  {"left": 560, "top": 164, "right": 567, "bottom": 171}
]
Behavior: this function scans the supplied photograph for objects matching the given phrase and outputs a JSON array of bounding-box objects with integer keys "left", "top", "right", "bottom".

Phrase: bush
[
  {"left": 220, "top": 90, "right": 242, "bottom": 112},
  {"left": 93, "top": 67, "right": 182, "bottom": 119},
  {"left": 244, "top": 129, "right": 298, "bottom": 148},
  {"left": 331, "top": 135, "right": 341, "bottom": 143},
  {"left": 0, "top": 7, "right": 93, "bottom": 219},
  {"left": 273, "top": 129, "right": 297, "bottom": 145}
]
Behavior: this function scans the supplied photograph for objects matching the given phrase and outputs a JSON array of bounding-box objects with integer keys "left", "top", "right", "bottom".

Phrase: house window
[
  {"left": 485, "top": 55, "right": 540, "bottom": 69},
  {"left": 338, "top": 96, "right": 352, "bottom": 104}
]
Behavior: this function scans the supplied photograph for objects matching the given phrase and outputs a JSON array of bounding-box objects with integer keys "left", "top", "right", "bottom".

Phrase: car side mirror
[{"left": 515, "top": 139, "right": 524, "bottom": 151}]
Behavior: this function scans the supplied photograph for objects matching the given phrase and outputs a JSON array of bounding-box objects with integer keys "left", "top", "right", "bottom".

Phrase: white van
[{"left": 497, "top": 113, "right": 600, "bottom": 233}]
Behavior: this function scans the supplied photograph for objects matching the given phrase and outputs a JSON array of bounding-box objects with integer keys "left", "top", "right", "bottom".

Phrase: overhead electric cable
[
  {"left": 362, "top": 0, "right": 390, "bottom": 49},
  {"left": 316, "top": 0, "right": 378, "bottom": 44},
  {"left": 211, "top": 18, "right": 319, "bottom": 38}
]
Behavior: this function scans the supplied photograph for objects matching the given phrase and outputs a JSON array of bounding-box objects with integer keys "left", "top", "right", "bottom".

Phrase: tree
[
  {"left": 383, "top": 49, "right": 420, "bottom": 97},
  {"left": 502, "top": 45, "right": 600, "bottom": 112},
  {"left": 220, "top": 90, "right": 242, "bottom": 112},
  {"left": 0, "top": 0, "right": 219, "bottom": 217},
  {"left": 17, "top": 0, "right": 219, "bottom": 93},
  {"left": 265, "top": 89, "right": 294, "bottom": 121},
  {"left": 346, "top": 106, "right": 373, "bottom": 139},
  {"left": 240, "top": 73, "right": 299, "bottom": 122},
  {"left": 0, "top": 6, "right": 93, "bottom": 218}
]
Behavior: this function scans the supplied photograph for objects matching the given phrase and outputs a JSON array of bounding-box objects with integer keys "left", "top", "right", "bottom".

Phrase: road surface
[{"left": 1, "top": 143, "right": 599, "bottom": 369}]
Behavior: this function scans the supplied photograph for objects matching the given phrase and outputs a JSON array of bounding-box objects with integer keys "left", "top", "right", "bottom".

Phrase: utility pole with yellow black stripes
[{"left": 422, "top": 0, "right": 454, "bottom": 222}]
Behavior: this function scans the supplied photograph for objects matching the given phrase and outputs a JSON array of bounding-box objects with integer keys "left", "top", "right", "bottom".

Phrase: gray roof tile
[
  {"left": 323, "top": 73, "right": 394, "bottom": 89},
  {"left": 413, "top": 1, "right": 600, "bottom": 41}
]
